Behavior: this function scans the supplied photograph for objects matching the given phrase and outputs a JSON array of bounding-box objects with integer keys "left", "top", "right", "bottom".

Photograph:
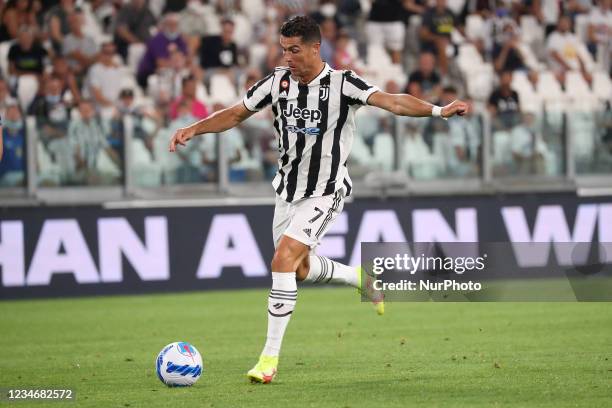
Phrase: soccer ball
[{"left": 156, "top": 342, "right": 203, "bottom": 387}]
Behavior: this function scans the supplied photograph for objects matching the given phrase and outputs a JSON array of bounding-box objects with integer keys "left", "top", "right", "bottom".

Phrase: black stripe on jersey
[
  {"left": 275, "top": 70, "right": 292, "bottom": 196},
  {"left": 343, "top": 177, "right": 352, "bottom": 196},
  {"left": 285, "top": 83, "right": 309, "bottom": 202},
  {"left": 255, "top": 93, "right": 272, "bottom": 110},
  {"left": 304, "top": 73, "right": 331, "bottom": 198},
  {"left": 315, "top": 190, "right": 342, "bottom": 239},
  {"left": 324, "top": 75, "right": 349, "bottom": 195},
  {"left": 345, "top": 71, "right": 372, "bottom": 91},
  {"left": 246, "top": 72, "right": 273, "bottom": 98}
]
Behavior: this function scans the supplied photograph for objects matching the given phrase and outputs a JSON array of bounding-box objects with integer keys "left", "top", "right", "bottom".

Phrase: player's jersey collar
[{"left": 290, "top": 62, "right": 330, "bottom": 86}]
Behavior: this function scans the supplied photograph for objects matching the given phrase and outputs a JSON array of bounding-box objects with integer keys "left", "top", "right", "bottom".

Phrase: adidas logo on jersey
[
  {"left": 282, "top": 104, "right": 322, "bottom": 121},
  {"left": 302, "top": 228, "right": 312, "bottom": 237}
]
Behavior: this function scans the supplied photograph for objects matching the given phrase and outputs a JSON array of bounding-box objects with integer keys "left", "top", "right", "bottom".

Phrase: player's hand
[
  {"left": 442, "top": 100, "right": 469, "bottom": 118},
  {"left": 169, "top": 126, "right": 196, "bottom": 152}
]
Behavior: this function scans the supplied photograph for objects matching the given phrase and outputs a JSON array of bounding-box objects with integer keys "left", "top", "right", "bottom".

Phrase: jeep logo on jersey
[{"left": 282, "top": 104, "right": 322, "bottom": 121}]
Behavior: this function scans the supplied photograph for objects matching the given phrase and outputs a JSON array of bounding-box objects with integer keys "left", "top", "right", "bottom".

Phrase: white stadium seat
[
  {"left": 0, "top": 40, "right": 15, "bottom": 78},
  {"left": 210, "top": 73, "right": 238, "bottom": 106},
  {"left": 127, "top": 43, "right": 147, "bottom": 75},
  {"left": 17, "top": 75, "right": 39, "bottom": 111}
]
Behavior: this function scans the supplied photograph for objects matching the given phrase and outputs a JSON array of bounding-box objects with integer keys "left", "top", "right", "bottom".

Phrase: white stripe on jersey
[{"left": 243, "top": 63, "right": 379, "bottom": 203}]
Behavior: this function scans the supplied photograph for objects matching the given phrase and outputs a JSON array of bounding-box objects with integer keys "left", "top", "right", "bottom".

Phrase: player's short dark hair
[{"left": 280, "top": 15, "right": 321, "bottom": 43}]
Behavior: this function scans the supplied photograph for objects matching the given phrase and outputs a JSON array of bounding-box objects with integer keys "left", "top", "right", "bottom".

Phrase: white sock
[
  {"left": 261, "top": 272, "right": 297, "bottom": 357},
  {"left": 304, "top": 255, "right": 359, "bottom": 288}
]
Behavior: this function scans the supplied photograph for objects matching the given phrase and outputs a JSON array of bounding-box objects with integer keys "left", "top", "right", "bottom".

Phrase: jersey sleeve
[
  {"left": 242, "top": 72, "right": 275, "bottom": 112},
  {"left": 341, "top": 70, "right": 380, "bottom": 106}
]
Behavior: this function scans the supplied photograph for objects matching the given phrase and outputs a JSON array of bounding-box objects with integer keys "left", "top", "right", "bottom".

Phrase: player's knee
[
  {"left": 295, "top": 257, "right": 310, "bottom": 281},
  {"left": 271, "top": 247, "right": 299, "bottom": 272},
  {"left": 271, "top": 240, "right": 308, "bottom": 272}
]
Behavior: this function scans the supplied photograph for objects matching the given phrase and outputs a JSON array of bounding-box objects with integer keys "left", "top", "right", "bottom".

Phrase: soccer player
[{"left": 169, "top": 15, "right": 468, "bottom": 384}]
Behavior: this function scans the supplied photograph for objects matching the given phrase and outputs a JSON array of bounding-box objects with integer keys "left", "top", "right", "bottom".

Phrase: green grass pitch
[{"left": 0, "top": 288, "right": 610, "bottom": 408}]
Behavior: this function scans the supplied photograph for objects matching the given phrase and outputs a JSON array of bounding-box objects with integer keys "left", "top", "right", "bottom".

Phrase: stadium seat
[
  {"left": 457, "top": 43, "right": 484, "bottom": 75},
  {"left": 465, "top": 64, "right": 494, "bottom": 101},
  {"left": 465, "top": 14, "right": 485, "bottom": 42},
  {"left": 132, "top": 138, "right": 162, "bottom": 187},
  {"left": 373, "top": 132, "right": 394, "bottom": 171},
  {"left": 520, "top": 15, "right": 545, "bottom": 51},
  {"left": 401, "top": 132, "right": 440, "bottom": 179},
  {"left": 241, "top": 0, "right": 265, "bottom": 24},
  {"left": 248, "top": 43, "right": 268, "bottom": 70},
  {"left": 592, "top": 71, "right": 612, "bottom": 103},
  {"left": 17, "top": 75, "right": 39, "bottom": 112},
  {"left": 210, "top": 73, "right": 238, "bottom": 106},
  {"left": 492, "top": 130, "right": 513, "bottom": 166},
  {"left": 127, "top": 43, "right": 147, "bottom": 75},
  {"left": 232, "top": 14, "right": 254, "bottom": 50},
  {"left": 574, "top": 14, "right": 589, "bottom": 44},
  {"left": 366, "top": 44, "right": 392, "bottom": 68},
  {"left": 196, "top": 82, "right": 212, "bottom": 107},
  {"left": 0, "top": 40, "right": 15, "bottom": 78},
  {"left": 565, "top": 71, "right": 598, "bottom": 110},
  {"left": 536, "top": 71, "right": 565, "bottom": 102},
  {"left": 568, "top": 111, "right": 596, "bottom": 162},
  {"left": 350, "top": 133, "right": 374, "bottom": 165}
]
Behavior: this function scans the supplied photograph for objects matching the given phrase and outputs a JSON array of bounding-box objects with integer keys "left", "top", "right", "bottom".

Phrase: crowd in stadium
[{"left": 0, "top": 0, "right": 610, "bottom": 188}]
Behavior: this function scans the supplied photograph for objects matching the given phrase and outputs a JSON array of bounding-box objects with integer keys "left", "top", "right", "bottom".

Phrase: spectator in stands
[
  {"left": 110, "top": 88, "right": 160, "bottom": 158},
  {"left": 420, "top": 0, "right": 456, "bottom": 75},
  {"left": 586, "top": 0, "right": 611, "bottom": 62},
  {"left": 200, "top": 18, "right": 238, "bottom": 70},
  {"left": 488, "top": 70, "right": 521, "bottom": 131},
  {"left": 167, "top": 100, "right": 203, "bottom": 182},
  {"left": 114, "top": 0, "right": 157, "bottom": 61},
  {"left": 169, "top": 75, "right": 208, "bottom": 120},
  {"left": 46, "top": 56, "right": 81, "bottom": 104},
  {"left": 531, "top": 0, "right": 561, "bottom": 36},
  {"left": 442, "top": 86, "right": 480, "bottom": 176},
  {"left": 366, "top": 0, "right": 407, "bottom": 64},
  {"left": 406, "top": 51, "right": 442, "bottom": 103},
  {"left": 179, "top": 0, "right": 219, "bottom": 58},
  {"left": 147, "top": 39, "right": 204, "bottom": 110},
  {"left": 28, "top": 75, "right": 70, "bottom": 144},
  {"left": 546, "top": 14, "right": 592, "bottom": 85},
  {"left": 137, "top": 13, "right": 187, "bottom": 89},
  {"left": 67, "top": 99, "right": 120, "bottom": 184},
  {"left": 87, "top": 42, "right": 124, "bottom": 111},
  {"left": 333, "top": 29, "right": 360, "bottom": 72},
  {"left": 8, "top": 25, "right": 47, "bottom": 79},
  {"left": 319, "top": 18, "right": 337, "bottom": 64},
  {"left": 510, "top": 111, "right": 547, "bottom": 174},
  {"left": 0, "top": 0, "right": 38, "bottom": 42},
  {"left": 0, "top": 103, "right": 26, "bottom": 186},
  {"left": 63, "top": 11, "right": 98, "bottom": 76},
  {"left": 46, "top": 0, "right": 76, "bottom": 53},
  {"left": 493, "top": 20, "right": 528, "bottom": 73}
]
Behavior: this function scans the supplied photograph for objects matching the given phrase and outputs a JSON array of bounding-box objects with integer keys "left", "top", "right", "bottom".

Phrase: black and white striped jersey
[{"left": 242, "top": 63, "right": 379, "bottom": 203}]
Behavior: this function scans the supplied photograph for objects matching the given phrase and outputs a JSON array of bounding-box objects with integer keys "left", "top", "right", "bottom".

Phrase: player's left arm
[{"left": 367, "top": 91, "right": 468, "bottom": 119}]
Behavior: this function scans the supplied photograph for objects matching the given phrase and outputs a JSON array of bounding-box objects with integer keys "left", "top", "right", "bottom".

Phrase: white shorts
[
  {"left": 366, "top": 21, "right": 406, "bottom": 52},
  {"left": 272, "top": 188, "right": 346, "bottom": 251}
]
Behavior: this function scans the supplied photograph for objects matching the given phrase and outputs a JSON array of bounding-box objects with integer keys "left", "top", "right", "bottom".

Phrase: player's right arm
[{"left": 168, "top": 102, "right": 254, "bottom": 152}]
